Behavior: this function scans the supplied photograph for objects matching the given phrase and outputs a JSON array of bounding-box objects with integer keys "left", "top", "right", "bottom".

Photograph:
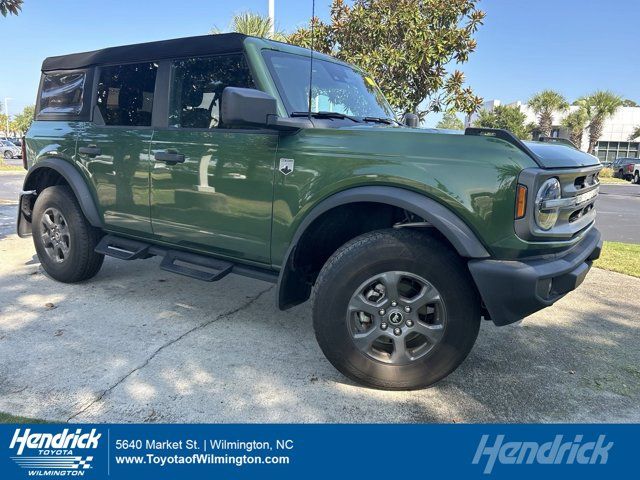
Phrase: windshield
[{"left": 263, "top": 50, "right": 395, "bottom": 120}]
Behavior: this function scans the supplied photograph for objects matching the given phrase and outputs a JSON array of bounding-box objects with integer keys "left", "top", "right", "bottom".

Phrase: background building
[{"left": 466, "top": 100, "right": 640, "bottom": 162}]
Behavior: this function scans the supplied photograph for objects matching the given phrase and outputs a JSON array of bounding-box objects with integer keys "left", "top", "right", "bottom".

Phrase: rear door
[
  {"left": 77, "top": 62, "right": 158, "bottom": 235},
  {"left": 149, "top": 54, "right": 278, "bottom": 264}
]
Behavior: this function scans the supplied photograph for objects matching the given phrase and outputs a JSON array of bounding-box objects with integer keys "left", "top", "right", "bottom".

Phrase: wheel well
[
  {"left": 278, "top": 202, "right": 456, "bottom": 309},
  {"left": 20, "top": 168, "right": 70, "bottom": 225},
  {"left": 24, "top": 167, "right": 69, "bottom": 193}
]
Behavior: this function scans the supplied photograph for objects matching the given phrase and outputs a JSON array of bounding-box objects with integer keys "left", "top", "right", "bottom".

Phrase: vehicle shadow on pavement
[{"left": 0, "top": 234, "right": 638, "bottom": 423}]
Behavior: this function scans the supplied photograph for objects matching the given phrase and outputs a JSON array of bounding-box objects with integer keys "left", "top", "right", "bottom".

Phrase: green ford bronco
[{"left": 18, "top": 33, "right": 602, "bottom": 390}]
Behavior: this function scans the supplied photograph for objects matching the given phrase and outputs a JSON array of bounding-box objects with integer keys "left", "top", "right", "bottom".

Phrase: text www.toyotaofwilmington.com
[{"left": 115, "top": 453, "right": 290, "bottom": 467}]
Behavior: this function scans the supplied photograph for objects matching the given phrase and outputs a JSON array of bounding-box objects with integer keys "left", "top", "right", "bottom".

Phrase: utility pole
[
  {"left": 268, "top": 0, "right": 275, "bottom": 36},
  {"left": 3, "top": 98, "right": 11, "bottom": 139}
]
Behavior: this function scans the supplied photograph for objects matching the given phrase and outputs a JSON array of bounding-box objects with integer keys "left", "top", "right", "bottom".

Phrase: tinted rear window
[
  {"left": 96, "top": 62, "right": 157, "bottom": 126},
  {"left": 39, "top": 72, "right": 86, "bottom": 114}
]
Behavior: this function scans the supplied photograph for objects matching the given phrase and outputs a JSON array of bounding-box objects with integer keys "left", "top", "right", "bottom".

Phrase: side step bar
[
  {"left": 95, "top": 235, "right": 151, "bottom": 260},
  {"left": 160, "top": 250, "right": 232, "bottom": 282},
  {"left": 95, "top": 234, "right": 277, "bottom": 284}
]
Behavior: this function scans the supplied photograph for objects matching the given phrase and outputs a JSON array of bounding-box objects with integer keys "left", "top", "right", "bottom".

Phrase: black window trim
[{"left": 36, "top": 68, "right": 94, "bottom": 122}]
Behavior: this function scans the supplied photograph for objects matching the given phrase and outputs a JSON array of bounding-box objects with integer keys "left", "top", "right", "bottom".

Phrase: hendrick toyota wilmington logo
[
  {"left": 472, "top": 434, "right": 613, "bottom": 474},
  {"left": 9, "top": 428, "right": 101, "bottom": 476}
]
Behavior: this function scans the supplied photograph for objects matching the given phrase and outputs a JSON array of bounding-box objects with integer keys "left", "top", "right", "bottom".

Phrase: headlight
[{"left": 535, "top": 178, "right": 561, "bottom": 230}]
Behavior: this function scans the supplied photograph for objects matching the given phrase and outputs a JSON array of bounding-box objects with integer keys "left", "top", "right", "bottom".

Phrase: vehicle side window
[
  {"left": 39, "top": 72, "right": 86, "bottom": 114},
  {"left": 168, "top": 54, "right": 255, "bottom": 129},
  {"left": 96, "top": 62, "right": 157, "bottom": 126}
]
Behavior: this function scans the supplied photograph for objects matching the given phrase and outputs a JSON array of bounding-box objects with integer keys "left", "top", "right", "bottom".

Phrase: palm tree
[
  {"left": 0, "top": 0, "right": 22, "bottom": 16},
  {"left": 528, "top": 90, "right": 569, "bottom": 138},
  {"left": 211, "top": 12, "right": 286, "bottom": 41},
  {"left": 577, "top": 91, "right": 623, "bottom": 154},
  {"left": 629, "top": 126, "right": 640, "bottom": 141},
  {"left": 561, "top": 108, "right": 589, "bottom": 150}
]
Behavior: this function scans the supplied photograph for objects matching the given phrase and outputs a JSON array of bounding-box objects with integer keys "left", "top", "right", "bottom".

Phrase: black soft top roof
[{"left": 42, "top": 33, "right": 248, "bottom": 71}]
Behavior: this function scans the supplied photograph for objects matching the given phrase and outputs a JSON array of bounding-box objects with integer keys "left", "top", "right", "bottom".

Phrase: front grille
[{"left": 515, "top": 165, "right": 602, "bottom": 241}]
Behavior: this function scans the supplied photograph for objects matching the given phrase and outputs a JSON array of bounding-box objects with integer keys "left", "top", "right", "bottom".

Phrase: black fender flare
[
  {"left": 23, "top": 158, "right": 103, "bottom": 228},
  {"left": 276, "top": 186, "right": 490, "bottom": 309}
]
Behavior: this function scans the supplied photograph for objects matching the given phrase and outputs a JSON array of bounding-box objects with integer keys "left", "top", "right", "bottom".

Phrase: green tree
[
  {"left": 622, "top": 99, "right": 638, "bottom": 107},
  {"left": 0, "top": 0, "right": 22, "bottom": 17},
  {"left": 211, "top": 12, "right": 286, "bottom": 41},
  {"left": 528, "top": 90, "right": 568, "bottom": 137},
  {"left": 629, "top": 126, "right": 640, "bottom": 141},
  {"left": 436, "top": 112, "right": 465, "bottom": 130},
  {"left": 10, "top": 105, "right": 35, "bottom": 134},
  {"left": 0, "top": 113, "right": 8, "bottom": 136},
  {"left": 474, "top": 105, "right": 532, "bottom": 140},
  {"left": 561, "top": 108, "right": 589, "bottom": 150},
  {"left": 577, "top": 91, "right": 623, "bottom": 154},
  {"left": 287, "top": 0, "right": 485, "bottom": 120}
]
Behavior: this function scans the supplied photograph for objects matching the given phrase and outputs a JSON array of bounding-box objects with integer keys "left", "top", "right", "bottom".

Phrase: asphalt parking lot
[
  {"left": 596, "top": 183, "right": 640, "bottom": 243},
  {"left": 0, "top": 172, "right": 639, "bottom": 423}
]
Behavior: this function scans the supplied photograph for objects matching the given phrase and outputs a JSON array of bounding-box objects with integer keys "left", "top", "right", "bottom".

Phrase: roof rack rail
[{"left": 464, "top": 127, "right": 540, "bottom": 164}]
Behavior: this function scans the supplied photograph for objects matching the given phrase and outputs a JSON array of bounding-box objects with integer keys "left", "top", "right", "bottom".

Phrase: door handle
[
  {"left": 154, "top": 150, "right": 185, "bottom": 165},
  {"left": 79, "top": 145, "right": 101, "bottom": 156}
]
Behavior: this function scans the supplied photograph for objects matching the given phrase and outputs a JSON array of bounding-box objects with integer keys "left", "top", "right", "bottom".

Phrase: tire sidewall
[{"left": 313, "top": 230, "right": 480, "bottom": 389}]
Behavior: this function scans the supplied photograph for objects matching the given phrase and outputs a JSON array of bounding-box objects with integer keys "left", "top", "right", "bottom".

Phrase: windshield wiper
[
  {"left": 291, "top": 111, "right": 361, "bottom": 123},
  {"left": 363, "top": 116, "right": 400, "bottom": 126}
]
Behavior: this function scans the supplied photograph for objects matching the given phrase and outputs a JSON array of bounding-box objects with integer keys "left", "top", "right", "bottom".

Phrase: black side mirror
[
  {"left": 221, "top": 87, "right": 278, "bottom": 128},
  {"left": 220, "top": 87, "right": 313, "bottom": 131},
  {"left": 402, "top": 113, "right": 419, "bottom": 128}
]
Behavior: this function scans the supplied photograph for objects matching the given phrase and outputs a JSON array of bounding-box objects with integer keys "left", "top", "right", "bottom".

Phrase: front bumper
[{"left": 468, "top": 227, "right": 602, "bottom": 326}]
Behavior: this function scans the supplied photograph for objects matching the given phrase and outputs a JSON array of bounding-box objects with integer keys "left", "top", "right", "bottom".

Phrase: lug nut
[
  {"left": 406, "top": 320, "right": 414, "bottom": 327},
  {"left": 404, "top": 306, "right": 411, "bottom": 313},
  {"left": 379, "top": 309, "right": 386, "bottom": 316},
  {"left": 393, "top": 327, "right": 402, "bottom": 336},
  {"left": 391, "top": 301, "right": 397, "bottom": 307},
  {"left": 380, "top": 322, "right": 388, "bottom": 330}
]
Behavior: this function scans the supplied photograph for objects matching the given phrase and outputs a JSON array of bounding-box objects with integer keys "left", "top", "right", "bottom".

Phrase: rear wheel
[
  {"left": 32, "top": 186, "right": 104, "bottom": 283},
  {"left": 312, "top": 229, "right": 481, "bottom": 390},
  {"left": 634, "top": 171, "right": 639, "bottom": 184}
]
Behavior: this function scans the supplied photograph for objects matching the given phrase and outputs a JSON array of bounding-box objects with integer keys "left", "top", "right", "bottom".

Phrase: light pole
[
  {"left": 3, "top": 98, "right": 11, "bottom": 139},
  {"left": 268, "top": 0, "right": 275, "bottom": 36}
]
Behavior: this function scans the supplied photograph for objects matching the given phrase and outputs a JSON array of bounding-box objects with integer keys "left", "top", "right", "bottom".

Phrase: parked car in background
[
  {"left": 611, "top": 157, "right": 637, "bottom": 180},
  {"left": 633, "top": 163, "right": 640, "bottom": 184},
  {"left": 0, "top": 140, "right": 21, "bottom": 159}
]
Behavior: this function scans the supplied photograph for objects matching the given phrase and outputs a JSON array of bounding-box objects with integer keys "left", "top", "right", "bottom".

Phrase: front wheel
[
  {"left": 634, "top": 172, "right": 640, "bottom": 184},
  {"left": 3, "top": 150, "right": 12, "bottom": 159},
  {"left": 312, "top": 229, "right": 481, "bottom": 390}
]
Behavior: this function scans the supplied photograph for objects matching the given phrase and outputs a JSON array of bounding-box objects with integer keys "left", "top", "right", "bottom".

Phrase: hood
[
  {"left": 334, "top": 124, "right": 601, "bottom": 169},
  {"left": 522, "top": 141, "right": 600, "bottom": 169}
]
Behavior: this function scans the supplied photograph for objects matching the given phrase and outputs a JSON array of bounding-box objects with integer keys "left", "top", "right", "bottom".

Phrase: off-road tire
[
  {"left": 312, "top": 228, "right": 481, "bottom": 390},
  {"left": 32, "top": 186, "right": 104, "bottom": 283}
]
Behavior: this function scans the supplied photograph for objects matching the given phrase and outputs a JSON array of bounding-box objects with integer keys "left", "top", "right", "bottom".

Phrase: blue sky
[{"left": 1, "top": 0, "right": 638, "bottom": 126}]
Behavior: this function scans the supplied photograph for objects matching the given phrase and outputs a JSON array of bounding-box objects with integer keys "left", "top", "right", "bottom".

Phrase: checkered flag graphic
[{"left": 76, "top": 456, "right": 93, "bottom": 469}]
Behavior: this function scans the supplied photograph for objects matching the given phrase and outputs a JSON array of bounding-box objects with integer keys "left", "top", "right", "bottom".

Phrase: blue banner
[{"left": 0, "top": 423, "right": 634, "bottom": 479}]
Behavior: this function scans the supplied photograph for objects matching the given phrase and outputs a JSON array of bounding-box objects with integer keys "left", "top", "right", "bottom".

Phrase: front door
[
  {"left": 77, "top": 62, "right": 158, "bottom": 235},
  {"left": 149, "top": 54, "right": 277, "bottom": 265}
]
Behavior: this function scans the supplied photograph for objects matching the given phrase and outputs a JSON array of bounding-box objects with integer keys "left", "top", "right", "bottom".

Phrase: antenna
[{"left": 307, "top": 0, "right": 316, "bottom": 119}]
